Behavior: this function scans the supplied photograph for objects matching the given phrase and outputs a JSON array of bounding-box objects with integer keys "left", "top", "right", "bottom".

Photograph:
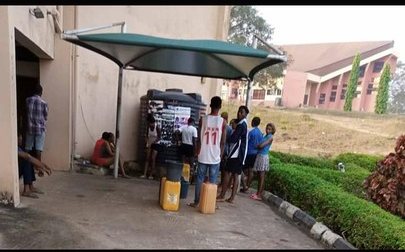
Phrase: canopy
[
  {"left": 63, "top": 32, "right": 286, "bottom": 80},
  {"left": 62, "top": 29, "right": 287, "bottom": 179}
]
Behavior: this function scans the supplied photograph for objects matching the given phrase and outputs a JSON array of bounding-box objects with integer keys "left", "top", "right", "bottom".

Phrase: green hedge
[
  {"left": 267, "top": 164, "right": 405, "bottom": 249},
  {"left": 274, "top": 163, "right": 369, "bottom": 199},
  {"left": 270, "top": 151, "right": 335, "bottom": 169},
  {"left": 334, "top": 153, "right": 384, "bottom": 172}
]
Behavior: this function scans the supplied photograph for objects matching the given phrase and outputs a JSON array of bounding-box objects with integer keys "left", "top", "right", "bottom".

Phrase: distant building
[
  {"left": 222, "top": 41, "right": 398, "bottom": 111},
  {"left": 280, "top": 41, "right": 398, "bottom": 111}
]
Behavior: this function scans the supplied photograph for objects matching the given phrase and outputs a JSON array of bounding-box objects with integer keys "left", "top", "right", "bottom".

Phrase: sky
[{"left": 255, "top": 5, "right": 405, "bottom": 62}]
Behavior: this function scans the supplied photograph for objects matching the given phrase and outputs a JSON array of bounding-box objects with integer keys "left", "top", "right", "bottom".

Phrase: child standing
[{"left": 250, "top": 123, "right": 276, "bottom": 201}]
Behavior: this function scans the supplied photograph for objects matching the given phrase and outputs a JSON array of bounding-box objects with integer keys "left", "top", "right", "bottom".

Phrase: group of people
[{"left": 90, "top": 94, "right": 275, "bottom": 206}]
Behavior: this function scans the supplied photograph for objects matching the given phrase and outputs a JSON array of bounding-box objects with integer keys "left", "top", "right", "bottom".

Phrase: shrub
[
  {"left": 267, "top": 164, "right": 405, "bottom": 249},
  {"left": 334, "top": 153, "right": 383, "bottom": 172}
]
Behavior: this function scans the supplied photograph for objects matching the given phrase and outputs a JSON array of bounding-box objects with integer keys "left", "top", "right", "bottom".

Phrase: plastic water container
[
  {"left": 165, "top": 160, "right": 183, "bottom": 182},
  {"left": 180, "top": 178, "right": 189, "bottom": 199}
]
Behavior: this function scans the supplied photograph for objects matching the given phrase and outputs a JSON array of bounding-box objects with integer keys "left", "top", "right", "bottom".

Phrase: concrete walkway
[{"left": 0, "top": 171, "right": 324, "bottom": 249}]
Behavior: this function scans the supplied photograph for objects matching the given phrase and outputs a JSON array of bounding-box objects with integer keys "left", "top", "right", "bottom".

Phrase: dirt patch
[{"left": 222, "top": 102, "right": 405, "bottom": 158}]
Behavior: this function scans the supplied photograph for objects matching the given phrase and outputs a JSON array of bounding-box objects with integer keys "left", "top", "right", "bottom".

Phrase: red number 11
[{"left": 204, "top": 131, "right": 217, "bottom": 145}]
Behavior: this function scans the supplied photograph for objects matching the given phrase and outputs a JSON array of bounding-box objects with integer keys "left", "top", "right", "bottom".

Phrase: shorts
[
  {"left": 244, "top": 154, "right": 257, "bottom": 169},
  {"left": 224, "top": 157, "right": 243, "bottom": 175},
  {"left": 151, "top": 143, "right": 161, "bottom": 152},
  {"left": 25, "top": 132, "right": 46, "bottom": 151},
  {"left": 180, "top": 144, "right": 194, "bottom": 157}
]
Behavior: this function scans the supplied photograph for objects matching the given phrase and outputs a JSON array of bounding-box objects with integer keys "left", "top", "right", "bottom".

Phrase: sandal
[
  {"left": 250, "top": 194, "right": 262, "bottom": 201},
  {"left": 225, "top": 198, "right": 234, "bottom": 204},
  {"left": 148, "top": 176, "right": 154, "bottom": 180},
  {"left": 140, "top": 175, "right": 146, "bottom": 179},
  {"left": 216, "top": 197, "right": 225, "bottom": 202},
  {"left": 22, "top": 192, "right": 39, "bottom": 199},
  {"left": 240, "top": 187, "right": 249, "bottom": 193},
  {"left": 187, "top": 202, "right": 198, "bottom": 208},
  {"left": 31, "top": 188, "right": 45, "bottom": 194}
]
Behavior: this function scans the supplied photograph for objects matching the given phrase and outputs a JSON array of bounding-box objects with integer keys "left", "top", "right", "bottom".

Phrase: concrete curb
[{"left": 258, "top": 189, "right": 357, "bottom": 250}]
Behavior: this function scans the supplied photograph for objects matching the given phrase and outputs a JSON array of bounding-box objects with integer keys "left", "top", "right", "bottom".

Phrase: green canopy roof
[{"left": 63, "top": 32, "right": 286, "bottom": 80}]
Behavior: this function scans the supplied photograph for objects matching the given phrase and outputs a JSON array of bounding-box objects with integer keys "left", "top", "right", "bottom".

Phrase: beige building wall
[
  {"left": 0, "top": 6, "right": 230, "bottom": 207},
  {"left": 71, "top": 6, "right": 230, "bottom": 161}
]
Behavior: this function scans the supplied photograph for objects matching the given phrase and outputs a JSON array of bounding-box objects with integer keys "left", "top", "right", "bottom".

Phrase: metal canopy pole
[
  {"left": 114, "top": 67, "right": 124, "bottom": 179},
  {"left": 245, "top": 35, "right": 258, "bottom": 108}
]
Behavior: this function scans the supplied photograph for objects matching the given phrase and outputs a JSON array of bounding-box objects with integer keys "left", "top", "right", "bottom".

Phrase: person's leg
[
  {"left": 19, "top": 159, "right": 38, "bottom": 198},
  {"left": 150, "top": 149, "right": 158, "bottom": 178},
  {"left": 118, "top": 154, "right": 131, "bottom": 178},
  {"left": 142, "top": 148, "right": 151, "bottom": 178},
  {"left": 227, "top": 173, "right": 240, "bottom": 203},
  {"left": 190, "top": 162, "right": 207, "bottom": 206},
  {"left": 256, "top": 171, "right": 265, "bottom": 197},
  {"left": 33, "top": 133, "right": 46, "bottom": 161},
  {"left": 208, "top": 163, "right": 220, "bottom": 184},
  {"left": 217, "top": 170, "right": 230, "bottom": 200}
]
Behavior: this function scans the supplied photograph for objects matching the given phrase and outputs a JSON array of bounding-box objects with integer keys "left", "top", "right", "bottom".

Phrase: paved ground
[{"left": 0, "top": 171, "right": 325, "bottom": 249}]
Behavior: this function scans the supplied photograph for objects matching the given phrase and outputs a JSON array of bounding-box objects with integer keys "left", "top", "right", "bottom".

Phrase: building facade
[
  {"left": 281, "top": 41, "right": 398, "bottom": 111},
  {"left": 0, "top": 5, "right": 230, "bottom": 206}
]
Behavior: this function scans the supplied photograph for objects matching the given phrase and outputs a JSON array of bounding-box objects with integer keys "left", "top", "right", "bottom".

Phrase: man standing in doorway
[
  {"left": 25, "top": 83, "right": 48, "bottom": 161},
  {"left": 188, "top": 96, "right": 227, "bottom": 207}
]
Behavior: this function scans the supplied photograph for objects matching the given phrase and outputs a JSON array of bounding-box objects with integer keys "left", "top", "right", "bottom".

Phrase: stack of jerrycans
[{"left": 160, "top": 161, "right": 184, "bottom": 211}]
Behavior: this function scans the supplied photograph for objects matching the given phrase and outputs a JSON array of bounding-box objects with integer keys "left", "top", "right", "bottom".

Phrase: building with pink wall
[{"left": 280, "top": 41, "right": 398, "bottom": 111}]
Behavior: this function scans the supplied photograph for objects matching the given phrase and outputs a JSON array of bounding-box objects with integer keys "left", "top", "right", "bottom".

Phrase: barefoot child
[{"left": 250, "top": 122, "right": 276, "bottom": 201}]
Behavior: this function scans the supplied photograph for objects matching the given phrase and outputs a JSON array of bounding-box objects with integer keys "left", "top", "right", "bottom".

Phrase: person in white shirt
[
  {"left": 188, "top": 96, "right": 227, "bottom": 208},
  {"left": 177, "top": 117, "right": 198, "bottom": 166}
]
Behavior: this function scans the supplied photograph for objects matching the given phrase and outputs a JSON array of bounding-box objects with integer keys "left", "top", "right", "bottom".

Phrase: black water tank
[{"left": 138, "top": 89, "right": 206, "bottom": 165}]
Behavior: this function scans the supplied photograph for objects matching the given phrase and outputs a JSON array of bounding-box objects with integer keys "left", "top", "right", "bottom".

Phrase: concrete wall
[
  {"left": 0, "top": 5, "right": 231, "bottom": 207},
  {"left": 71, "top": 6, "right": 230, "bottom": 161},
  {"left": 282, "top": 71, "right": 308, "bottom": 107}
]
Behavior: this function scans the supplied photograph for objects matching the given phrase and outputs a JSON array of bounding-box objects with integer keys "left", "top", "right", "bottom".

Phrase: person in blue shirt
[
  {"left": 250, "top": 123, "right": 276, "bottom": 201},
  {"left": 241, "top": 116, "right": 262, "bottom": 193}
]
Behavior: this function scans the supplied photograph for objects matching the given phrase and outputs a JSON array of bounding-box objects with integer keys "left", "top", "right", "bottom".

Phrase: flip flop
[
  {"left": 31, "top": 188, "right": 45, "bottom": 194},
  {"left": 216, "top": 197, "right": 225, "bottom": 202},
  {"left": 22, "top": 192, "right": 39, "bottom": 199},
  {"left": 225, "top": 198, "right": 234, "bottom": 203},
  {"left": 187, "top": 202, "right": 198, "bottom": 208},
  {"left": 250, "top": 194, "right": 262, "bottom": 201}
]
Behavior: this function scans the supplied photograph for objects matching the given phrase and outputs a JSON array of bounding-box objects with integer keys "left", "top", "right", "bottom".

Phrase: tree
[
  {"left": 344, "top": 53, "right": 360, "bottom": 111},
  {"left": 375, "top": 63, "right": 391, "bottom": 114},
  {"left": 227, "top": 6, "right": 290, "bottom": 90},
  {"left": 389, "top": 61, "right": 405, "bottom": 114}
]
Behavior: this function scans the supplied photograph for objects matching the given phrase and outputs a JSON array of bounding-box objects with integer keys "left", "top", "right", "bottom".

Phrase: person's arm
[
  {"left": 197, "top": 117, "right": 202, "bottom": 156},
  {"left": 153, "top": 126, "right": 162, "bottom": 144},
  {"left": 220, "top": 119, "right": 227, "bottom": 159},
  {"left": 18, "top": 151, "right": 52, "bottom": 176},
  {"left": 257, "top": 136, "right": 273, "bottom": 150},
  {"left": 228, "top": 123, "right": 244, "bottom": 143},
  {"left": 104, "top": 141, "right": 114, "bottom": 156}
]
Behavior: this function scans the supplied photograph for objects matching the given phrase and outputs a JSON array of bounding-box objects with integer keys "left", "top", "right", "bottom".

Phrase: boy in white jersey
[{"left": 188, "top": 96, "right": 227, "bottom": 207}]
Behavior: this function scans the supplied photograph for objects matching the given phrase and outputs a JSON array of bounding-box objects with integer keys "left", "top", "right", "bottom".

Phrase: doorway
[{"left": 15, "top": 42, "right": 40, "bottom": 147}]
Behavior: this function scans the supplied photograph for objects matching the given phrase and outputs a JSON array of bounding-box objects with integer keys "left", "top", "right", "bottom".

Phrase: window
[
  {"left": 367, "top": 84, "right": 373, "bottom": 95},
  {"left": 332, "top": 85, "right": 338, "bottom": 90},
  {"left": 253, "top": 90, "right": 265, "bottom": 99},
  {"left": 343, "top": 84, "right": 347, "bottom": 88},
  {"left": 340, "top": 89, "right": 346, "bottom": 100},
  {"left": 330, "top": 91, "right": 337, "bottom": 102},
  {"left": 373, "top": 61, "right": 384, "bottom": 73},
  {"left": 319, "top": 93, "right": 326, "bottom": 104},
  {"left": 231, "top": 88, "right": 238, "bottom": 98},
  {"left": 276, "top": 89, "right": 282, "bottom": 95},
  {"left": 266, "top": 89, "right": 272, "bottom": 95},
  {"left": 359, "top": 65, "right": 366, "bottom": 77}
]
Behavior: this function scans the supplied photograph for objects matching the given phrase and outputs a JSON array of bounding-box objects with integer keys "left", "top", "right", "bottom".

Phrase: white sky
[{"left": 255, "top": 5, "right": 405, "bottom": 62}]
